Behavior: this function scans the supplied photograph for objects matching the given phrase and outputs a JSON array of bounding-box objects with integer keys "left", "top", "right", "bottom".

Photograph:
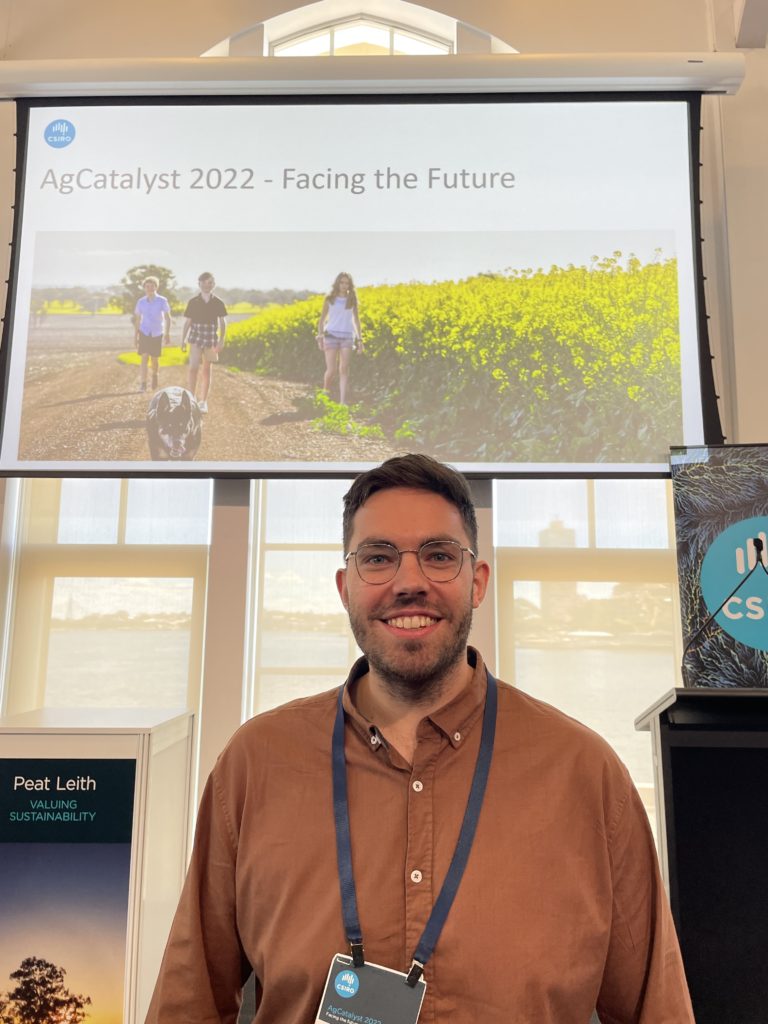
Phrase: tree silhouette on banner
[{"left": 0, "top": 957, "right": 91, "bottom": 1024}]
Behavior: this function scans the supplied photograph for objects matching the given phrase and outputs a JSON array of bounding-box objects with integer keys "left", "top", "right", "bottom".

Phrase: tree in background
[
  {"left": 216, "top": 286, "right": 316, "bottom": 306},
  {"left": 0, "top": 957, "right": 91, "bottom": 1024},
  {"left": 119, "top": 264, "right": 179, "bottom": 313}
]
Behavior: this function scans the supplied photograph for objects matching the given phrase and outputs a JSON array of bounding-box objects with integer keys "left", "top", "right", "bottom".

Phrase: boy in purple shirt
[{"left": 132, "top": 276, "right": 171, "bottom": 393}]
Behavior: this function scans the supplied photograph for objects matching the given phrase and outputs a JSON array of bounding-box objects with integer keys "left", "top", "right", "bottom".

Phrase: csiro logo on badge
[
  {"left": 334, "top": 969, "right": 359, "bottom": 998},
  {"left": 700, "top": 515, "right": 768, "bottom": 651},
  {"left": 44, "top": 119, "right": 76, "bottom": 148}
]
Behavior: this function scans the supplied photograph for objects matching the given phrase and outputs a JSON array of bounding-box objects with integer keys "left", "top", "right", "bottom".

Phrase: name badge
[{"left": 315, "top": 954, "right": 426, "bottom": 1024}]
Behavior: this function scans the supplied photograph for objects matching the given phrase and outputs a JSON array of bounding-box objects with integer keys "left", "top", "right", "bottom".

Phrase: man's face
[
  {"left": 336, "top": 488, "right": 489, "bottom": 701},
  {"left": 144, "top": 281, "right": 157, "bottom": 297},
  {"left": 199, "top": 276, "right": 214, "bottom": 294}
]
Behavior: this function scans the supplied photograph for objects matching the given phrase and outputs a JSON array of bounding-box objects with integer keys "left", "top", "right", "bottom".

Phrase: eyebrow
[{"left": 351, "top": 534, "right": 465, "bottom": 548}]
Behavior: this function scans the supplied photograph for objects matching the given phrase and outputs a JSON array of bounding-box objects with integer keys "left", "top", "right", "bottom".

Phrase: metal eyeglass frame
[{"left": 344, "top": 540, "right": 476, "bottom": 584}]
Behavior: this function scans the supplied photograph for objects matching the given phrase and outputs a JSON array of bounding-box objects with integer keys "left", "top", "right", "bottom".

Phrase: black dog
[{"left": 147, "top": 387, "right": 202, "bottom": 461}]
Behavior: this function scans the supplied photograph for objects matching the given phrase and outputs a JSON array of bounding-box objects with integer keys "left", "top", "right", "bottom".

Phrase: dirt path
[
  {"left": 15, "top": 337, "right": 403, "bottom": 466},
  {"left": 17, "top": 349, "right": 399, "bottom": 465}
]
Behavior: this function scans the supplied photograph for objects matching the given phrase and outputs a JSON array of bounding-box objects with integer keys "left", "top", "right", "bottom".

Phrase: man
[
  {"left": 133, "top": 276, "right": 171, "bottom": 393},
  {"left": 181, "top": 272, "right": 227, "bottom": 414},
  {"left": 147, "top": 454, "right": 694, "bottom": 1024}
]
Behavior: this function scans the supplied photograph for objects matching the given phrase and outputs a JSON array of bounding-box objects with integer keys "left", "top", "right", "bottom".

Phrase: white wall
[
  {"left": 718, "top": 47, "right": 768, "bottom": 443},
  {"left": 0, "top": 1, "right": 711, "bottom": 58},
  {"left": 0, "top": 0, "right": 765, "bottom": 442}
]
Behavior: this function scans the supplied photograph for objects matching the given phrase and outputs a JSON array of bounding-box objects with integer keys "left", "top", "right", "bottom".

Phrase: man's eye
[
  {"left": 422, "top": 545, "right": 459, "bottom": 564},
  {"left": 359, "top": 548, "right": 397, "bottom": 566}
]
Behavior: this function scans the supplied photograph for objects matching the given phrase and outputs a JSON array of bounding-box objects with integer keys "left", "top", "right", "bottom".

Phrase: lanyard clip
[
  {"left": 405, "top": 959, "right": 424, "bottom": 988},
  {"left": 350, "top": 942, "right": 365, "bottom": 968}
]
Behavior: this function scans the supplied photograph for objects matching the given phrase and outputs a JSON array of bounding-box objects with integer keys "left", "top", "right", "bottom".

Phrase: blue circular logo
[
  {"left": 700, "top": 516, "right": 768, "bottom": 650},
  {"left": 44, "top": 119, "right": 76, "bottom": 148},
  {"left": 334, "top": 969, "right": 359, "bottom": 998}
]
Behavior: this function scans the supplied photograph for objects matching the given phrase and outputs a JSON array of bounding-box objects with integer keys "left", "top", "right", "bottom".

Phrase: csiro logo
[
  {"left": 700, "top": 515, "right": 768, "bottom": 651},
  {"left": 44, "top": 119, "right": 76, "bottom": 148},
  {"left": 334, "top": 969, "right": 359, "bottom": 998}
]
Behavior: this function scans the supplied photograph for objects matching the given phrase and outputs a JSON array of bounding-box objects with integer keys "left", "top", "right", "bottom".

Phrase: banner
[
  {"left": 671, "top": 444, "right": 768, "bottom": 687},
  {"left": 0, "top": 757, "right": 136, "bottom": 1024}
]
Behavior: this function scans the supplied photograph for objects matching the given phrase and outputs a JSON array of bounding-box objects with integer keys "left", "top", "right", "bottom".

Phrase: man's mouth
[{"left": 384, "top": 615, "right": 439, "bottom": 630}]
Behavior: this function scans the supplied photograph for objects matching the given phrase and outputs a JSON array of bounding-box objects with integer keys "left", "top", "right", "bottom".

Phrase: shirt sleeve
[
  {"left": 596, "top": 778, "right": 695, "bottom": 1024},
  {"left": 144, "top": 766, "right": 251, "bottom": 1024}
]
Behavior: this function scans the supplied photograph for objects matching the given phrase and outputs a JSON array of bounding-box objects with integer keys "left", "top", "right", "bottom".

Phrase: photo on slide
[{"left": 13, "top": 228, "right": 683, "bottom": 468}]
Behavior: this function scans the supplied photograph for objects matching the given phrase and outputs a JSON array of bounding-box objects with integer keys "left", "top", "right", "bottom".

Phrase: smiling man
[
  {"left": 335, "top": 472, "right": 488, "bottom": 766},
  {"left": 147, "top": 454, "right": 694, "bottom": 1024}
]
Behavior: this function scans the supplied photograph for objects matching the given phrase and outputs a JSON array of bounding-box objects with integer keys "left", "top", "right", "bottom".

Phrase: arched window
[
  {"left": 272, "top": 16, "right": 452, "bottom": 57},
  {"left": 201, "top": 0, "right": 515, "bottom": 58}
]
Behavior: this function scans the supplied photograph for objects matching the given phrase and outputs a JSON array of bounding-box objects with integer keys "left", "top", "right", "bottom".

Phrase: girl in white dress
[{"left": 315, "top": 271, "right": 363, "bottom": 405}]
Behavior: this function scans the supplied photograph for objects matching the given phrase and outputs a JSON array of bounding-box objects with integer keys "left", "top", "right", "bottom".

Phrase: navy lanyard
[{"left": 332, "top": 669, "right": 497, "bottom": 986}]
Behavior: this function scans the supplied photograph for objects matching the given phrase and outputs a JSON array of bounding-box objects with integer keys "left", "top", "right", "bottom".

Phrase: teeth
[{"left": 387, "top": 616, "right": 436, "bottom": 630}]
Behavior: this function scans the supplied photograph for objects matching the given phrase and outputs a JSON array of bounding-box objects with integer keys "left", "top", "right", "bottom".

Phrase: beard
[{"left": 347, "top": 601, "right": 473, "bottom": 706}]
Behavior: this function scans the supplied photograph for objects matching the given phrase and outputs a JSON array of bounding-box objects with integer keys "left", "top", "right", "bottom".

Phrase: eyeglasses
[{"left": 345, "top": 540, "right": 476, "bottom": 585}]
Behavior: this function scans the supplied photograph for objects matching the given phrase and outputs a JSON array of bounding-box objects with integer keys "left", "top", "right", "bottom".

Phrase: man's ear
[
  {"left": 471, "top": 559, "right": 491, "bottom": 609},
  {"left": 336, "top": 567, "right": 349, "bottom": 610}
]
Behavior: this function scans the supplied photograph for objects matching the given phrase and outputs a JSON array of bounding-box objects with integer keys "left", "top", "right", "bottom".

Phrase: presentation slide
[{"left": 0, "top": 99, "right": 703, "bottom": 474}]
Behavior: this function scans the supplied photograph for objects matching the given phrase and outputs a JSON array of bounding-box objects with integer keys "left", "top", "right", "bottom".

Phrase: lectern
[{"left": 636, "top": 688, "right": 768, "bottom": 1024}]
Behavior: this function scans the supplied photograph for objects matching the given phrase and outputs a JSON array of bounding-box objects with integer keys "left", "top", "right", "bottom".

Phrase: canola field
[{"left": 224, "top": 253, "right": 681, "bottom": 462}]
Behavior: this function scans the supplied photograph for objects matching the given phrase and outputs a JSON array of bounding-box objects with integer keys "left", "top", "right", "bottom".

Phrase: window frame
[
  {"left": 1, "top": 480, "right": 209, "bottom": 718},
  {"left": 270, "top": 14, "right": 453, "bottom": 56}
]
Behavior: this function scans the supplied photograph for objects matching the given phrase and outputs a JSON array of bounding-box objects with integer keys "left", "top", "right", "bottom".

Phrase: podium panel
[{"left": 637, "top": 689, "right": 768, "bottom": 1024}]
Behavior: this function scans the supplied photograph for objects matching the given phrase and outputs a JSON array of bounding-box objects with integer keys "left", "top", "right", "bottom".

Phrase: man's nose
[{"left": 392, "top": 550, "right": 428, "bottom": 590}]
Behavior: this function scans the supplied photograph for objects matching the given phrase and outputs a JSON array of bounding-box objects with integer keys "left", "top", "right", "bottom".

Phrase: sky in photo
[{"left": 30, "top": 230, "right": 676, "bottom": 292}]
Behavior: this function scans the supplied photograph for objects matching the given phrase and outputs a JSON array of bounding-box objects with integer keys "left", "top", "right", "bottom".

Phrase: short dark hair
[
  {"left": 342, "top": 453, "right": 478, "bottom": 554},
  {"left": 198, "top": 272, "right": 215, "bottom": 283}
]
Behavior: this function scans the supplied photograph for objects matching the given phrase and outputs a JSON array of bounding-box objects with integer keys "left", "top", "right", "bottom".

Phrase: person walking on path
[
  {"left": 316, "top": 271, "right": 363, "bottom": 406},
  {"left": 133, "top": 276, "right": 171, "bottom": 393},
  {"left": 181, "top": 272, "right": 228, "bottom": 414}
]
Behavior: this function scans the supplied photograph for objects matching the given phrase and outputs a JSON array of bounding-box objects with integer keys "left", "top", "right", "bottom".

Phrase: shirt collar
[{"left": 341, "top": 647, "right": 488, "bottom": 752}]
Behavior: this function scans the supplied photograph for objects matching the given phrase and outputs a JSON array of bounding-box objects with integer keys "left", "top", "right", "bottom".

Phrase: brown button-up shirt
[{"left": 146, "top": 650, "right": 693, "bottom": 1023}]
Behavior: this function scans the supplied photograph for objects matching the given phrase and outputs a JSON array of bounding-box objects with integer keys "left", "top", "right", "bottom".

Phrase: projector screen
[{"left": 0, "top": 96, "right": 712, "bottom": 475}]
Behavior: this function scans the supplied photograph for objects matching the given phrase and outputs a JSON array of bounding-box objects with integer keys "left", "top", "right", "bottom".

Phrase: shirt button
[
  {"left": 412, "top": 780, "right": 423, "bottom": 792},
  {"left": 410, "top": 869, "right": 423, "bottom": 884},
  {"left": 370, "top": 734, "right": 379, "bottom": 746},
  {"left": 454, "top": 732, "right": 462, "bottom": 743}
]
